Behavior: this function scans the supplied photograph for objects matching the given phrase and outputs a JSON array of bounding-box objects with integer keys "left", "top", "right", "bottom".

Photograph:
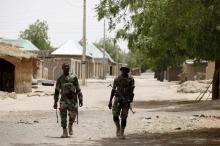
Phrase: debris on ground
[
  {"left": 32, "top": 79, "right": 38, "bottom": 85},
  {"left": 27, "top": 93, "right": 41, "bottom": 97},
  {"left": 145, "top": 117, "right": 152, "bottom": 120},
  {"left": 199, "top": 114, "right": 220, "bottom": 120},
  {"left": 42, "top": 80, "right": 54, "bottom": 86},
  {"left": 175, "top": 127, "right": 182, "bottom": 130},
  {"left": 17, "top": 120, "right": 33, "bottom": 125},
  {"left": 192, "top": 114, "right": 220, "bottom": 120},
  {"left": 17, "top": 120, "right": 40, "bottom": 124},
  {"left": 200, "top": 114, "right": 205, "bottom": 117},
  {"left": 34, "top": 90, "right": 44, "bottom": 93},
  {"left": 193, "top": 115, "right": 200, "bottom": 117},
  {"left": 177, "top": 80, "right": 212, "bottom": 93},
  {"left": 189, "top": 117, "right": 198, "bottom": 121},
  {"left": 27, "top": 91, "right": 54, "bottom": 97},
  {"left": 32, "top": 85, "right": 38, "bottom": 89},
  {"left": 0, "top": 91, "right": 17, "bottom": 99}
]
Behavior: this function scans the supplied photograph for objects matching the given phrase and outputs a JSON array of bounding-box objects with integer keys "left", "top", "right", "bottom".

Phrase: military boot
[
  {"left": 120, "top": 128, "right": 125, "bottom": 139},
  {"left": 115, "top": 122, "right": 121, "bottom": 137},
  {"left": 69, "top": 125, "right": 73, "bottom": 135},
  {"left": 61, "top": 128, "right": 68, "bottom": 138}
]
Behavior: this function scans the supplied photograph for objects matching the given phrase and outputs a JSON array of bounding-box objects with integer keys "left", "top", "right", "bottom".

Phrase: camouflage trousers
[
  {"left": 112, "top": 98, "right": 130, "bottom": 119},
  {"left": 59, "top": 100, "right": 77, "bottom": 128}
]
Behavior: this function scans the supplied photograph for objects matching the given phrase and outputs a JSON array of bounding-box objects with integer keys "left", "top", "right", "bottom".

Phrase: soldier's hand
[
  {"left": 53, "top": 102, "right": 58, "bottom": 109},
  {"left": 79, "top": 100, "right": 83, "bottom": 107},
  {"left": 108, "top": 101, "right": 112, "bottom": 109}
]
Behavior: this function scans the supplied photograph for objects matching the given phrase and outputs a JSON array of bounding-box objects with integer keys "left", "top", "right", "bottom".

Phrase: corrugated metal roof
[
  {"left": 0, "top": 42, "right": 37, "bottom": 59},
  {"left": 104, "top": 50, "right": 115, "bottom": 63},
  {"left": 52, "top": 41, "right": 115, "bottom": 62},
  {"left": 51, "top": 40, "right": 92, "bottom": 57},
  {"left": 86, "top": 43, "right": 103, "bottom": 58},
  {"left": 0, "top": 38, "right": 39, "bottom": 51},
  {"left": 98, "top": 47, "right": 115, "bottom": 63},
  {"left": 86, "top": 43, "right": 115, "bottom": 63}
]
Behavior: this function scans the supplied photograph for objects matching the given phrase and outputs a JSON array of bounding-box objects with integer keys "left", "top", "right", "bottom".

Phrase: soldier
[
  {"left": 53, "top": 63, "right": 83, "bottom": 138},
  {"left": 108, "top": 66, "right": 135, "bottom": 138}
]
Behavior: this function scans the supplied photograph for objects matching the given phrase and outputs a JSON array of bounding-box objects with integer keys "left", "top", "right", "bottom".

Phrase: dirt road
[{"left": 1, "top": 73, "right": 220, "bottom": 146}]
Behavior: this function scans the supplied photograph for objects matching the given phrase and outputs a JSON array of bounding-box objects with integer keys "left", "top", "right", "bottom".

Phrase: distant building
[
  {"left": 86, "top": 43, "right": 118, "bottom": 78},
  {"left": 166, "top": 67, "right": 182, "bottom": 82},
  {"left": 182, "top": 60, "right": 207, "bottom": 80},
  {"left": 206, "top": 61, "right": 215, "bottom": 80},
  {"left": 0, "top": 43, "right": 37, "bottom": 93},
  {"left": 85, "top": 43, "right": 103, "bottom": 78},
  {"left": 0, "top": 38, "right": 39, "bottom": 52},
  {"left": 38, "top": 40, "right": 93, "bottom": 80},
  {"left": 101, "top": 49, "right": 118, "bottom": 76},
  {"left": 37, "top": 41, "right": 120, "bottom": 80}
]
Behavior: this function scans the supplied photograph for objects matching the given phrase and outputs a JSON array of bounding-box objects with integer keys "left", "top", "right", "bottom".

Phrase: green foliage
[
  {"left": 19, "top": 19, "right": 53, "bottom": 50},
  {"left": 125, "top": 49, "right": 151, "bottom": 72},
  {"left": 96, "top": 0, "right": 220, "bottom": 71},
  {"left": 94, "top": 38, "right": 126, "bottom": 63}
]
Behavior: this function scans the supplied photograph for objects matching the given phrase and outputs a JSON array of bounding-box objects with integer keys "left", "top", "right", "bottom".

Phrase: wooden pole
[
  {"left": 82, "top": 0, "right": 86, "bottom": 85},
  {"left": 102, "top": 19, "right": 106, "bottom": 79}
]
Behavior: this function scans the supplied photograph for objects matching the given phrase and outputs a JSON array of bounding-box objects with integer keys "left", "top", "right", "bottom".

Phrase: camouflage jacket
[
  {"left": 54, "top": 74, "right": 82, "bottom": 103},
  {"left": 112, "top": 75, "right": 135, "bottom": 101}
]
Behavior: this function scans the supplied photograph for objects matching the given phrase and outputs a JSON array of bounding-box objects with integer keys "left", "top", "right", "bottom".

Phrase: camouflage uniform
[
  {"left": 54, "top": 74, "right": 83, "bottom": 129},
  {"left": 109, "top": 71, "right": 135, "bottom": 138},
  {"left": 112, "top": 75, "right": 135, "bottom": 119}
]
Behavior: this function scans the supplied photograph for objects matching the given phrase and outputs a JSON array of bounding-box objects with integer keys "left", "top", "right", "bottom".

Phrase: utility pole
[
  {"left": 114, "top": 39, "right": 119, "bottom": 75},
  {"left": 102, "top": 19, "right": 106, "bottom": 79},
  {"left": 82, "top": 0, "right": 86, "bottom": 85}
]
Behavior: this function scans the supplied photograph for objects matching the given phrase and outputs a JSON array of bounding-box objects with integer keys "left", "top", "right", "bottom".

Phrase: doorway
[
  {"left": 110, "top": 66, "right": 113, "bottom": 75},
  {"left": 0, "top": 59, "right": 15, "bottom": 92}
]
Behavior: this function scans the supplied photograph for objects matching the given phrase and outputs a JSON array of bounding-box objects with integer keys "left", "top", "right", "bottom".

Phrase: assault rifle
[{"left": 108, "top": 84, "right": 136, "bottom": 114}]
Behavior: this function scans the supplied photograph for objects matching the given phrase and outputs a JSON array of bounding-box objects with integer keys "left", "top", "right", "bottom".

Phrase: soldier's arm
[
  {"left": 129, "top": 77, "right": 135, "bottom": 102},
  {"left": 109, "top": 79, "right": 117, "bottom": 102},
  {"left": 54, "top": 79, "right": 61, "bottom": 103},
  {"left": 130, "top": 77, "right": 135, "bottom": 92},
  {"left": 74, "top": 77, "right": 83, "bottom": 103}
]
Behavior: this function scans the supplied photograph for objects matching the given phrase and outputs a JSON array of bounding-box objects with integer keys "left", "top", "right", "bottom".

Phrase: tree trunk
[
  {"left": 154, "top": 71, "right": 157, "bottom": 78},
  {"left": 212, "top": 60, "right": 220, "bottom": 100},
  {"left": 157, "top": 70, "right": 160, "bottom": 81},
  {"left": 159, "top": 70, "right": 164, "bottom": 82}
]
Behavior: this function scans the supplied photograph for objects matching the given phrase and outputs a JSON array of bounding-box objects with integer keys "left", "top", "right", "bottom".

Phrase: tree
[
  {"left": 94, "top": 38, "right": 126, "bottom": 63},
  {"left": 96, "top": 0, "right": 188, "bottom": 81},
  {"left": 96, "top": 0, "right": 220, "bottom": 98},
  {"left": 125, "top": 49, "right": 151, "bottom": 72},
  {"left": 19, "top": 19, "right": 53, "bottom": 50},
  {"left": 155, "top": 0, "right": 220, "bottom": 98}
]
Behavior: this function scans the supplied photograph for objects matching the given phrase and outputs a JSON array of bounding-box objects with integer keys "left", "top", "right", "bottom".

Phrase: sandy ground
[{"left": 1, "top": 73, "right": 220, "bottom": 146}]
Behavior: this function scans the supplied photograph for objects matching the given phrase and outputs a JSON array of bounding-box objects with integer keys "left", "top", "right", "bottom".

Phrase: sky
[{"left": 0, "top": 0, "right": 128, "bottom": 51}]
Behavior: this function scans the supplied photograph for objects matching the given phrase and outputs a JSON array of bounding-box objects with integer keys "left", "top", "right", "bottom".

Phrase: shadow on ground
[
  {"left": 133, "top": 100, "right": 220, "bottom": 112},
  {"left": 91, "top": 128, "right": 220, "bottom": 146}
]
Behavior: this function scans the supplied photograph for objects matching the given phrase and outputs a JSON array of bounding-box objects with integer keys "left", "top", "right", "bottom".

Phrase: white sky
[{"left": 0, "top": 0, "right": 128, "bottom": 51}]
